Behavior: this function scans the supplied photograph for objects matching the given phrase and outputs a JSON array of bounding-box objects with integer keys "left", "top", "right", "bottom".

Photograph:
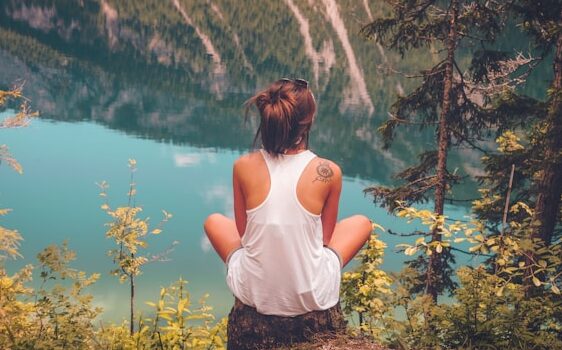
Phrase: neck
[{"left": 283, "top": 144, "right": 307, "bottom": 155}]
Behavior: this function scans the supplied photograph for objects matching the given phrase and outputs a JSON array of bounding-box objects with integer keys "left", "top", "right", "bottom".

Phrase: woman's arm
[
  {"left": 233, "top": 160, "right": 247, "bottom": 238},
  {"left": 321, "top": 161, "right": 342, "bottom": 246}
]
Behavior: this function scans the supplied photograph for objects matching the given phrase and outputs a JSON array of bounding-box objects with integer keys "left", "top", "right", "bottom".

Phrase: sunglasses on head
[{"left": 279, "top": 78, "right": 309, "bottom": 89}]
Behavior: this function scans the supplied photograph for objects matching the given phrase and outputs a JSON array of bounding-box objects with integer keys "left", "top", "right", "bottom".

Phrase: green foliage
[
  {"left": 382, "top": 266, "right": 562, "bottom": 350},
  {"left": 361, "top": 0, "right": 519, "bottom": 302},
  {"left": 95, "top": 160, "right": 226, "bottom": 347},
  {"left": 31, "top": 243, "right": 101, "bottom": 349},
  {"left": 0, "top": 156, "right": 226, "bottom": 349},
  {"left": 318, "top": 2, "right": 560, "bottom": 341},
  {"left": 341, "top": 226, "right": 392, "bottom": 338},
  {"left": 96, "top": 279, "right": 227, "bottom": 350},
  {"left": 98, "top": 159, "right": 174, "bottom": 334},
  {"left": 474, "top": 127, "right": 562, "bottom": 298},
  {"left": 0, "top": 85, "right": 39, "bottom": 175},
  {"left": 0, "top": 263, "right": 34, "bottom": 348},
  {"left": 1, "top": 248, "right": 226, "bottom": 349},
  {"left": 473, "top": 1, "right": 562, "bottom": 260},
  {"left": 0, "top": 243, "right": 101, "bottom": 349},
  {"left": 363, "top": 0, "right": 516, "bottom": 210},
  {"left": 144, "top": 279, "right": 226, "bottom": 349},
  {"left": 511, "top": 0, "right": 562, "bottom": 50},
  {"left": 99, "top": 159, "right": 172, "bottom": 284},
  {"left": 0, "top": 209, "right": 22, "bottom": 262},
  {"left": 393, "top": 202, "right": 561, "bottom": 294},
  {"left": 437, "top": 267, "right": 561, "bottom": 349},
  {"left": 345, "top": 204, "right": 562, "bottom": 349}
]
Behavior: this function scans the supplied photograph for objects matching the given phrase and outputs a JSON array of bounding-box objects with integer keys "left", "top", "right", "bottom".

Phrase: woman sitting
[{"left": 204, "top": 78, "right": 372, "bottom": 316}]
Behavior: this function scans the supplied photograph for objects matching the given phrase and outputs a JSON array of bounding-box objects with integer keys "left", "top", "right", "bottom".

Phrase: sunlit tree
[{"left": 362, "top": 0, "right": 510, "bottom": 300}]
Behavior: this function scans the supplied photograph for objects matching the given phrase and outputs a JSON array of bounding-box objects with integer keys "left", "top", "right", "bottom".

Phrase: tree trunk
[
  {"left": 532, "top": 17, "right": 562, "bottom": 246},
  {"left": 427, "top": 0, "right": 457, "bottom": 301},
  {"left": 130, "top": 265, "right": 135, "bottom": 335},
  {"left": 227, "top": 298, "right": 346, "bottom": 350}
]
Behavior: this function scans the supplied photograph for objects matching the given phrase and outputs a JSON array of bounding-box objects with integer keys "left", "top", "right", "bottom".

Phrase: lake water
[
  {"left": 0, "top": 0, "right": 545, "bottom": 322},
  {"left": 6, "top": 115, "right": 459, "bottom": 320}
]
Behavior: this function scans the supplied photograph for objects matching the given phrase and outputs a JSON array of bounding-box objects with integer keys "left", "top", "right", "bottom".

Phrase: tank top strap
[
  {"left": 286, "top": 150, "right": 317, "bottom": 185},
  {"left": 258, "top": 149, "right": 274, "bottom": 173}
]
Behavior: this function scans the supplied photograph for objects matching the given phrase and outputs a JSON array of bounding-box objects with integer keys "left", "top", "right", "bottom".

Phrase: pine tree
[
  {"left": 472, "top": 0, "right": 562, "bottom": 290},
  {"left": 516, "top": 1, "right": 562, "bottom": 247},
  {"left": 362, "top": 0, "right": 509, "bottom": 300}
]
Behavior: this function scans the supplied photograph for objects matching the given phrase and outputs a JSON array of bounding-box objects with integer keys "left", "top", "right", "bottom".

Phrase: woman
[{"left": 204, "top": 78, "right": 372, "bottom": 316}]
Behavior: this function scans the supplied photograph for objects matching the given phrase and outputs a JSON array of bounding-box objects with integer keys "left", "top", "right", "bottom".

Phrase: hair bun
[
  {"left": 245, "top": 79, "right": 316, "bottom": 155},
  {"left": 269, "top": 86, "right": 287, "bottom": 104}
]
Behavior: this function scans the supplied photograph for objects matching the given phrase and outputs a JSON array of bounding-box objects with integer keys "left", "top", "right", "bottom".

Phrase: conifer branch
[
  {"left": 387, "top": 229, "right": 429, "bottom": 237},
  {"left": 449, "top": 128, "right": 489, "bottom": 154},
  {"left": 450, "top": 246, "right": 492, "bottom": 257},
  {"left": 388, "top": 112, "right": 438, "bottom": 125}
]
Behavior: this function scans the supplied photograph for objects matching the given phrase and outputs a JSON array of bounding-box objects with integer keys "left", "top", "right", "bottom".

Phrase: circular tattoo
[{"left": 313, "top": 161, "right": 334, "bottom": 183}]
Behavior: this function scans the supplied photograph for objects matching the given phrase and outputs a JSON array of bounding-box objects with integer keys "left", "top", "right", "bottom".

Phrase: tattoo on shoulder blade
[{"left": 313, "top": 161, "right": 334, "bottom": 183}]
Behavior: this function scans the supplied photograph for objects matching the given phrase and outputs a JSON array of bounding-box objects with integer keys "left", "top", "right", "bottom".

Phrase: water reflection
[
  {"left": 322, "top": 0, "right": 375, "bottom": 114},
  {"left": 0, "top": 0, "right": 419, "bottom": 182}
]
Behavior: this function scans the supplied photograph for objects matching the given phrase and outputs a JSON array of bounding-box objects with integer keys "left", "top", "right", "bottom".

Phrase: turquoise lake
[
  {"left": 4, "top": 116, "right": 457, "bottom": 320},
  {"left": 0, "top": 0, "right": 547, "bottom": 322}
]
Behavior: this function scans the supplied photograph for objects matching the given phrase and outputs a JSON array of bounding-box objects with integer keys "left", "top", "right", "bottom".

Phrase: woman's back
[
  {"left": 234, "top": 150, "right": 338, "bottom": 219},
  {"left": 227, "top": 149, "right": 341, "bottom": 316},
  {"left": 204, "top": 78, "right": 371, "bottom": 317}
]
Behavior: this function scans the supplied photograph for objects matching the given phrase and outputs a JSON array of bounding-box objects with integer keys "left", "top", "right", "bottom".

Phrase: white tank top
[{"left": 226, "top": 149, "right": 341, "bottom": 316}]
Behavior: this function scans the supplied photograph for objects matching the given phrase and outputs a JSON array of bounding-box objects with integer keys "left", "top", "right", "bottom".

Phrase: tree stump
[{"left": 227, "top": 298, "right": 347, "bottom": 350}]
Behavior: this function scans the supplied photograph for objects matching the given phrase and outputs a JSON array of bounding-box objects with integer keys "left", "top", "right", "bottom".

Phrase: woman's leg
[
  {"left": 203, "top": 213, "right": 241, "bottom": 263},
  {"left": 327, "top": 215, "right": 372, "bottom": 267}
]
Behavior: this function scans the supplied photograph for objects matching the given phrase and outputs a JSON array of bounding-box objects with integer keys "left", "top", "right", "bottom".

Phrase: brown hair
[{"left": 245, "top": 79, "right": 316, "bottom": 155}]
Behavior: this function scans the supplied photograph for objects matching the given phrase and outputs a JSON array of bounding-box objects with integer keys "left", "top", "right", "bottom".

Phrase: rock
[
  {"left": 227, "top": 298, "right": 347, "bottom": 350},
  {"left": 273, "top": 333, "right": 391, "bottom": 350}
]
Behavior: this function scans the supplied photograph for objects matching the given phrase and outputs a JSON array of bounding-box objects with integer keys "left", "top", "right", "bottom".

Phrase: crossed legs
[
  {"left": 326, "top": 215, "right": 372, "bottom": 267},
  {"left": 204, "top": 213, "right": 372, "bottom": 267},
  {"left": 203, "top": 213, "right": 242, "bottom": 263}
]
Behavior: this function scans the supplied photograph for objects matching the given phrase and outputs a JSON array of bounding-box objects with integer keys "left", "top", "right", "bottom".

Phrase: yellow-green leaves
[
  {"left": 388, "top": 201, "right": 562, "bottom": 310},
  {"left": 341, "top": 227, "right": 392, "bottom": 339},
  {"left": 404, "top": 245, "right": 418, "bottom": 256},
  {"left": 132, "top": 279, "right": 226, "bottom": 349},
  {"left": 0, "top": 243, "right": 101, "bottom": 348},
  {"left": 510, "top": 201, "right": 534, "bottom": 217},
  {"left": 392, "top": 204, "right": 480, "bottom": 259},
  {"left": 0, "top": 208, "right": 23, "bottom": 261},
  {"left": 0, "top": 228, "right": 23, "bottom": 261},
  {"left": 496, "top": 130, "right": 525, "bottom": 153},
  {"left": 371, "top": 222, "right": 386, "bottom": 232},
  {"left": 0, "top": 144, "right": 24, "bottom": 174},
  {"left": 99, "top": 160, "right": 174, "bottom": 334},
  {"left": 0, "top": 86, "right": 38, "bottom": 175},
  {"left": 100, "top": 160, "right": 173, "bottom": 282},
  {"left": 0, "top": 155, "right": 223, "bottom": 349}
]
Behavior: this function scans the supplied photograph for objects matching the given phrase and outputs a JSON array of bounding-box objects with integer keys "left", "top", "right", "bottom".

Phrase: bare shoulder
[
  {"left": 310, "top": 157, "right": 342, "bottom": 183},
  {"left": 234, "top": 151, "right": 264, "bottom": 173}
]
